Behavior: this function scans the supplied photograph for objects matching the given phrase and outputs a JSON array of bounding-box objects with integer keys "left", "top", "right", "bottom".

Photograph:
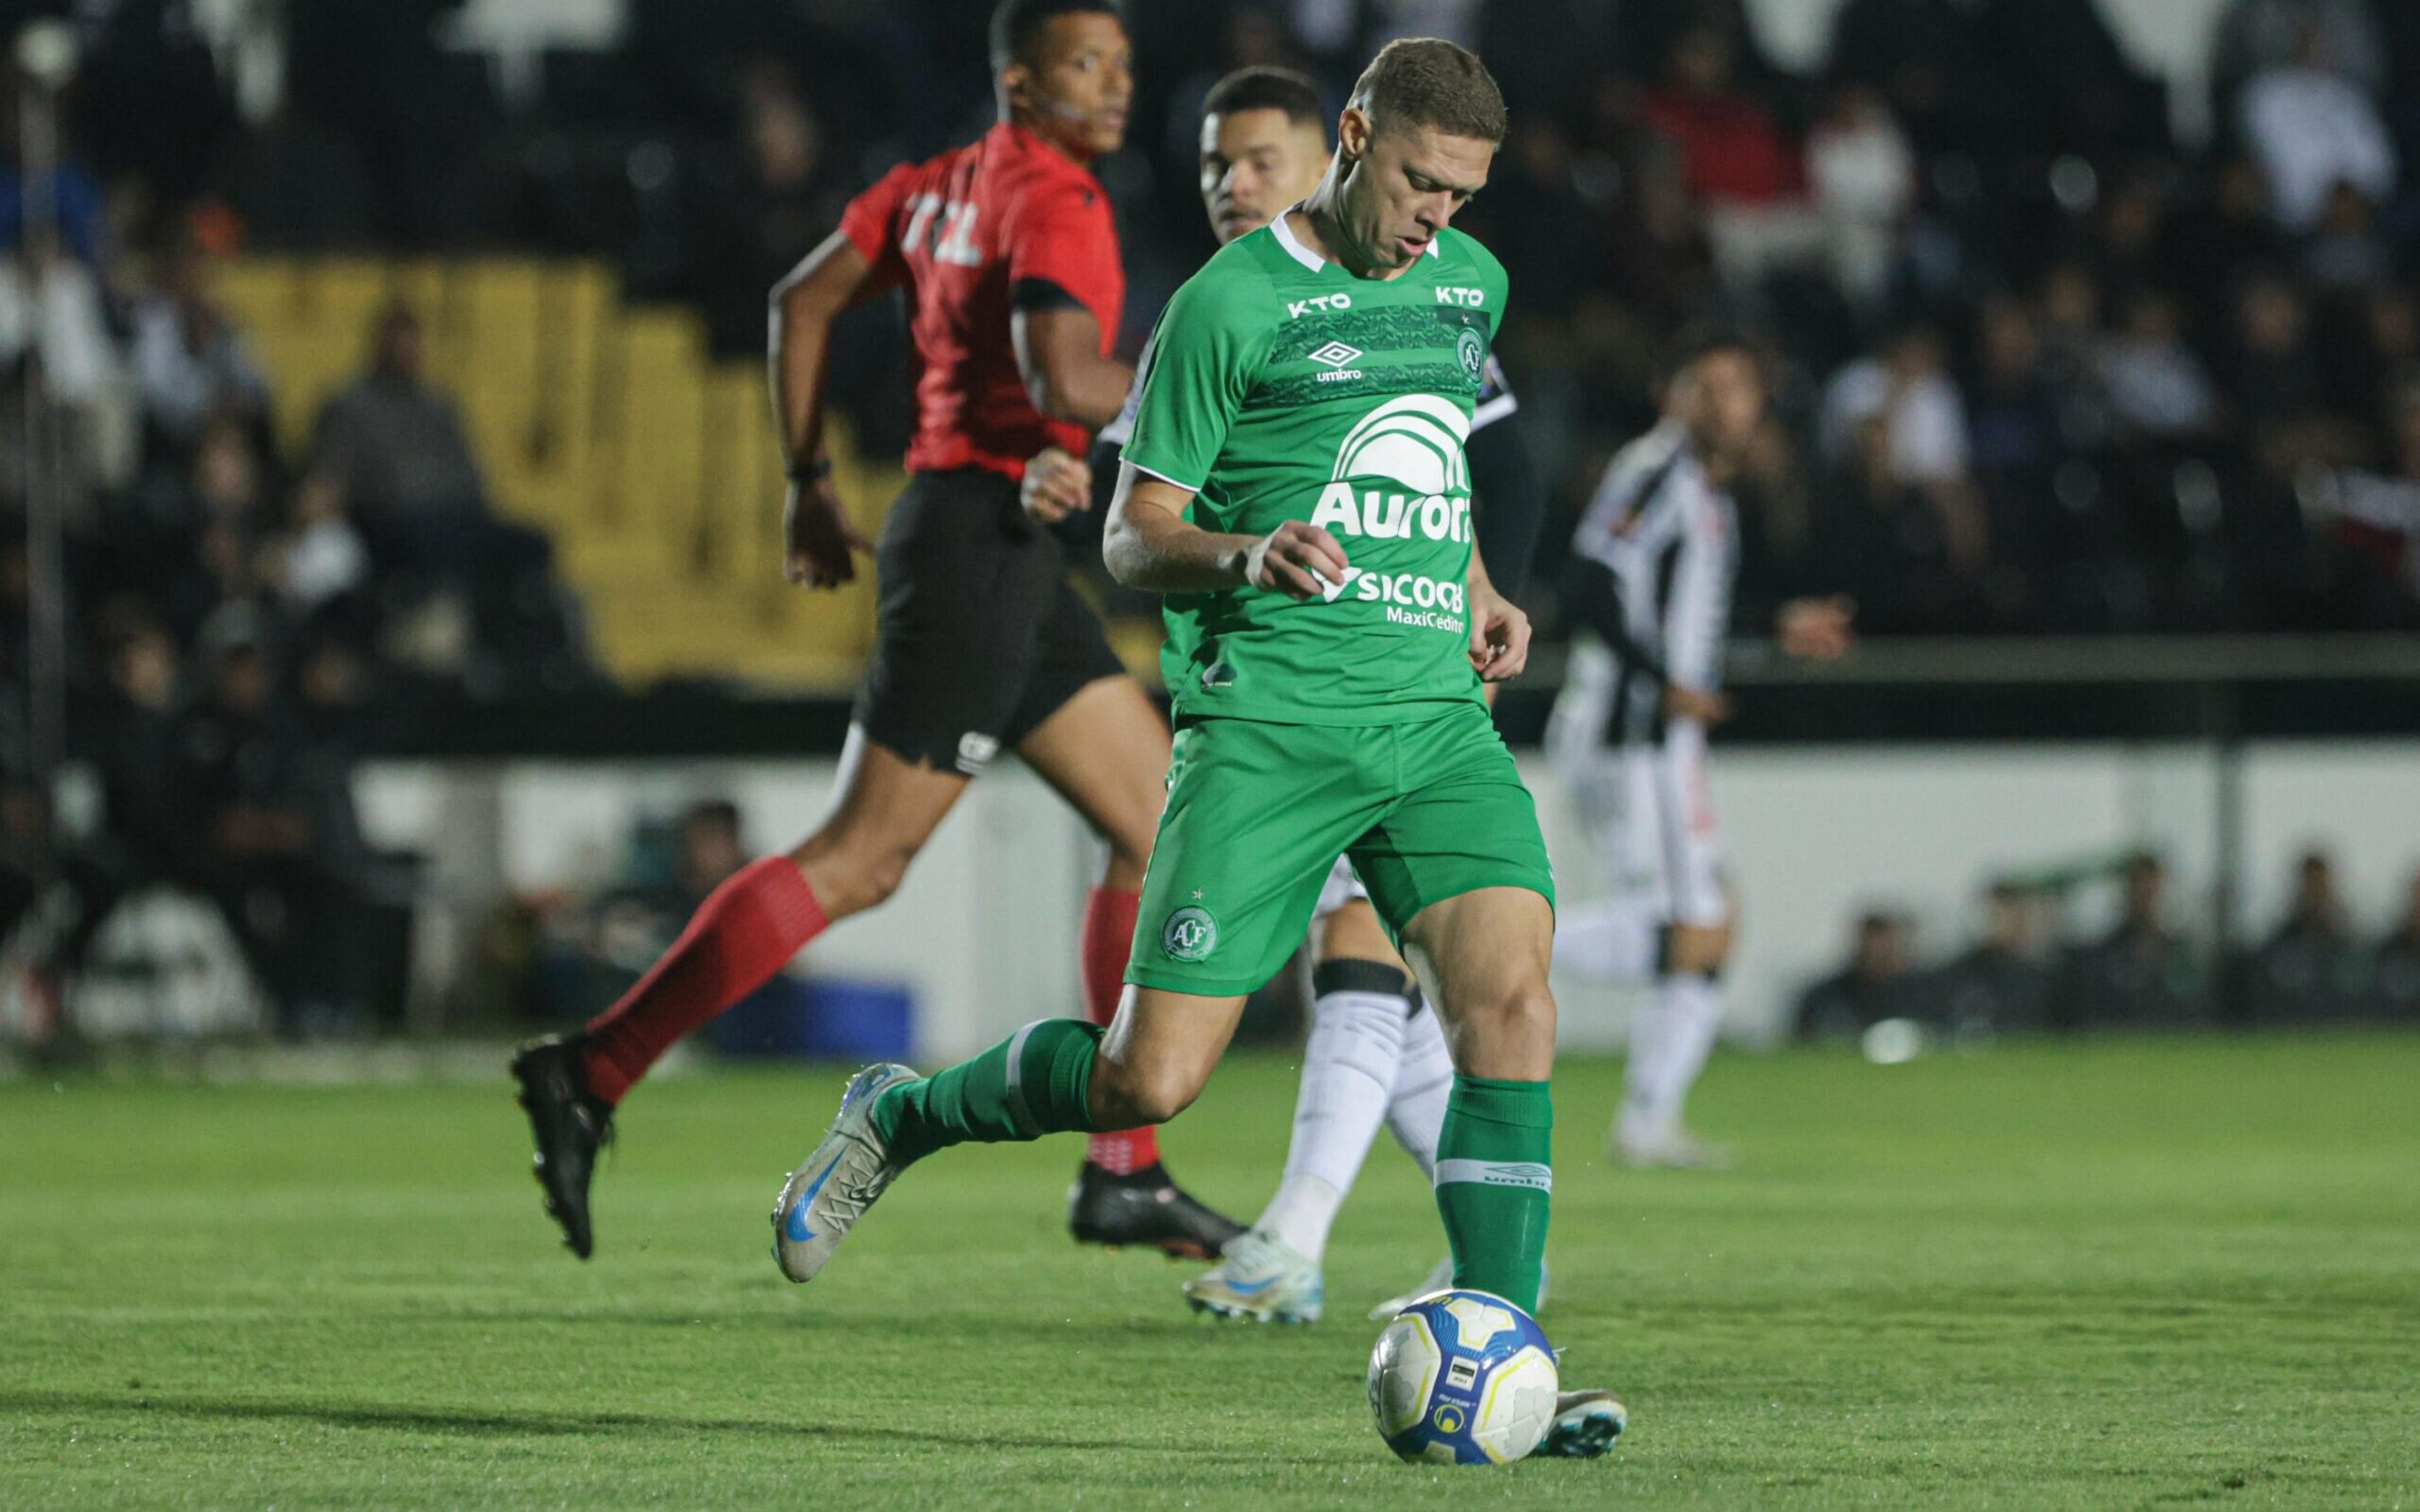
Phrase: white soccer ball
[{"left": 1366, "top": 1288, "right": 1560, "bottom": 1464}]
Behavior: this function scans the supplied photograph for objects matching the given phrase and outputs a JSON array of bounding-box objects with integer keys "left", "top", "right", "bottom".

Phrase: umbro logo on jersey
[{"left": 1310, "top": 341, "right": 1364, "bottom": 370}]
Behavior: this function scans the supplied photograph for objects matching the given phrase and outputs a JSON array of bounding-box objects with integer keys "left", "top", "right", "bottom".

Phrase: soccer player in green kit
[{"left": 773, "top": 37, "right": 1621, "bottom": 1459}]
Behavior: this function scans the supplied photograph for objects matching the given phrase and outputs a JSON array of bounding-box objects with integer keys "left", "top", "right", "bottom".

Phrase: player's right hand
[
  {"left": 1020, "top": 447, "right": 1092, "bottom": 524},
  {"left": 783, "top": 477, "right": 869, "bottom": 589},
  {"left": 1664, "top": 684, "right": 1733, "bottom": 726},
  {"left": 1243, "top": 520, "right": 1351, "bottom": 601}
]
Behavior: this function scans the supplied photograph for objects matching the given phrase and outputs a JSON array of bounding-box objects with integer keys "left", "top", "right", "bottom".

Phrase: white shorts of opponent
[{"left": 1315, "top": 856, "right": 1369, "bottom": 921}]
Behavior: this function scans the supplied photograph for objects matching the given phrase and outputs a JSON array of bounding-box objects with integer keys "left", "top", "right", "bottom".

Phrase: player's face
[
  {"left": 1011, "top": 13, "right": 1133, "bottom": 159},
  {"left": 1337, "top": 112, "right": 1494, "bottom": 272},
  {"left": 1199, "top": 108, "right": 1332, "bottom": 244},
  {"left": 1680, "top": 349, "right": 1766, "bottom": 461}
]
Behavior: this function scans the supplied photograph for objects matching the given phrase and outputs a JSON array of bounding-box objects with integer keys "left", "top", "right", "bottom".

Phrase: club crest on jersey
[
  {"left": 1456, "top": 326, "right": 1486, "bottom": 383},
  {"left": 1161, "top": 905, "right": 1218, "bottom": 963}
]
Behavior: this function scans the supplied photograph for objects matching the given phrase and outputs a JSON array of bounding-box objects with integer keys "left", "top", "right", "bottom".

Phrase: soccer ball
[{"left": 1366, "top": 1288, "right": 1559, "bottom": 1465}]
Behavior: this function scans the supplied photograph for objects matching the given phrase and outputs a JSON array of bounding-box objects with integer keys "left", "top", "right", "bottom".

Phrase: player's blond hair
[{"left": 1347, "top": 38, "right": 1506, "bottom": 144}]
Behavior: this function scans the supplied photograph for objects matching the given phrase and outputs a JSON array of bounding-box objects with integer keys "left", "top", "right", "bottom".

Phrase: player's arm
[
  {"left": 768, "top": 228, "right": 889, "bottom": 587},
  {"left": 1104, "top": 465, "right": 1347, "bottom": 597},
  {"left": 1006, "top": 180, "right": 1134, "bottom": 430},
  {"left": 1106, "top": 272, "right": 1323, "bottom": 593},
  {"left": 1012, "top": 299, "right": 1133, "bottom": 430}
]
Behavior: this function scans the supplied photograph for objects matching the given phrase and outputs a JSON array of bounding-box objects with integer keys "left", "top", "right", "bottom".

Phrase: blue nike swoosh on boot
[
  {"left": 783, "top": 1156, "right": 843, "bottom": 1243},
  {"left": 1221, "top": 1273, "right": 1282, "bottom": 1296}
]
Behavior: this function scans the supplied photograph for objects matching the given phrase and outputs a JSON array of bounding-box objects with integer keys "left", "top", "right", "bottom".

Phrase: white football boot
[
  {"left": 1368, "top": 1255, "right": 1552, "bottom": 1320},
  {"left": 1537, "top": 1389, "right": 1628, "bottom": 1458},
  {"left": 1181, "top": 1229, "right": 1324, "bottom": 1324},
  {"left": 1613, "top": 1125, "right": 1736, "bottom": 1170},
  {"left": 771, "top": 1062, "right": 919, "bottom": 1283}
]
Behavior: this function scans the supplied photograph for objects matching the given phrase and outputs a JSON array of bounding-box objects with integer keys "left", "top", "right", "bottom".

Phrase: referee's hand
[
  {"left": 783, "top": 478, "right": 869, "bottom": 588},
  {"left": 1020, "top": 447, "right": 1092, "bottom": 524},
  {"left": 1244, "top": 520, "right": 1351, "bottom": 600}
]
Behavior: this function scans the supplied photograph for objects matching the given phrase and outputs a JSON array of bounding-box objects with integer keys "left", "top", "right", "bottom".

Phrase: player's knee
[
  {"left": 1456, "top": 980, "right": 1557, "bottom": 1049},
  {"left": 1093, "top": 1057, "right": 1203, "bottom": 1126},
  {"left": 790, "top": 833, "right": 918, "bottom": 917}
]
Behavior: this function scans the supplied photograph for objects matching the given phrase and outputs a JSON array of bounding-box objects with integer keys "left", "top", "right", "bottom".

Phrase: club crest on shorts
[{"left": 1161, "top": 904, "right": 1218, "bottom": 962}]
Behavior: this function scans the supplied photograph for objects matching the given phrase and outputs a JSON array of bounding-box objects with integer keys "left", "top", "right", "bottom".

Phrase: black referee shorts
[{"left": 853, "top": 467, "right": 1128, "bottom": 776}]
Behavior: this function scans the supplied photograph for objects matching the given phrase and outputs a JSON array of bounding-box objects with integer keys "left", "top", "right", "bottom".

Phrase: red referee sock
[
  {"left": 581, "top": 856, "right": 829, "bottom": 1105},
  {"left": 1080, "top": 886, "right": 1158, "bottom": 1176}
]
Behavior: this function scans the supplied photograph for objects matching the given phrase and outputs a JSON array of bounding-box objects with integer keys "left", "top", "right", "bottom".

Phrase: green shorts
[{"left": 1126, "top": 702, "right": 1555, "bottom": 997}]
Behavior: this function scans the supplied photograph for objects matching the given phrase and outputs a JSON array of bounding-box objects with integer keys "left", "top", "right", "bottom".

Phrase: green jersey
[{"left": 1122, "top": 212, "right": 1511, "bottom": 725}]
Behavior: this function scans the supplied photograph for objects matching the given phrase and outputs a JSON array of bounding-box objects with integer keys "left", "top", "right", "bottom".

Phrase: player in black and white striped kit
[{"left": 1548, "top": 331, "right": 1850, "bottom": 1167}]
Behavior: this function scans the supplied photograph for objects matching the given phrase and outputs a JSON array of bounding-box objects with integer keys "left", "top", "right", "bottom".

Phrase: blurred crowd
[
  {"left": 0, "top": 76, "right": 593, "bottom": 1034},
  {"left": 8, "top": 1, "right": 2420, "bottom": 643},
  {"left": 69, "top": 0, "right": 2416, "bottom": 638},
  {"left": 1795, "top": 847, "right": 2420, "bottom": 1040}
]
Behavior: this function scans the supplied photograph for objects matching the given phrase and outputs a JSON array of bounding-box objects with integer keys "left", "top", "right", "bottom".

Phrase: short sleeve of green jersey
[
  {"left": 1460, "top": 230, "right": 1512, "bottom": 341},
  {"left": 1122, "top": 268, "right": 1271, "bottom": 492}
]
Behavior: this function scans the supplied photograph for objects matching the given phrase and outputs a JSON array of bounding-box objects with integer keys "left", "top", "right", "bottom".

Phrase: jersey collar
[{"left": 1270, "top": 205, "right": 1445, "bottom": 275}]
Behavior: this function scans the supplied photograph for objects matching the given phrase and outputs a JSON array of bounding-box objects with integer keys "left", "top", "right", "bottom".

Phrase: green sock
[
  {"left": 870, "top": 1019, "right": 1105, "bottom": 1167},
  {"left": 1434, "top": 1074, "right": 1553, "bottom": 1314}
]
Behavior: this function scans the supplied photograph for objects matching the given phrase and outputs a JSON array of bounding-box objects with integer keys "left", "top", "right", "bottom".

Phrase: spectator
[
  {"left": 1639, "top": 26, "right": 1824, "bottom": 292},
  {"left": 2215, "top": 0, "right": 2389, "bottom": 108},
  {"left": 2235, "top": 847, "right": 2365, "bottom": 1022},
  {"left": 1931, "top": 881, "right": 2054, "bottom": 1036},
  {"left": 2302, "top": 384, "right": 2420, "bottom": 600},
  {"left": 129, "top": 243, "right": 272, "bottom": 458},
  {"left": 2371, "top": 868, "right": 2420, "bottom": 1021},
  {"left": 1794, "top": 910, "right": 1922, "bottom": 1041},
  {"left": 1820, "top": 323, "right": 1973, "bottom": 493},
  {"left": 309, "top": 302, "right": 579, "bottom": 695},
  {"left": 1805, "top": 83, "right": 1916, "bottom": 314},
  {"left": 310, "top": 303, "right": 490, "bottom": 571},
  {"left": 2301, "top": 181, "right": 2392, "bottom": 292},
  {"left": 2101, "top": 289, "right": 2220, "bottom": 444},
  {"left": 2239, "top": 21, "right": 2398, "bottom": 233},
  {"left": 168, "top": 614, "right": 377, "bottom": 1033},
  {"left": 2056, "top": 852, "right": 2207, "bottom": 1029}
]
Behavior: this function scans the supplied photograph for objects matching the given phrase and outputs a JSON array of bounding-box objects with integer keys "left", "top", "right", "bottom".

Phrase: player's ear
[
  {"left": 1337, "top": 106, "right": 1371, "bottom": 165},
  {"left": 998, "top": 62, "right": 1034, "bottom": 113}
]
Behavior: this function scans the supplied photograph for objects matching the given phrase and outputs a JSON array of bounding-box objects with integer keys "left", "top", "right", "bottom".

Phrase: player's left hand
[
  {"left": 1468, "top": 585, "right": 1531, "bottom": 683},
  {"left": 1020, "top": 447, "right": 1092, "bottom": 524},
  {"left": 783, "top": 476, "right": 869, "bottom": 589}
]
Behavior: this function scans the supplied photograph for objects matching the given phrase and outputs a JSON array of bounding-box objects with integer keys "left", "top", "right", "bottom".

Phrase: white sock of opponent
[
  {"left": 1257, "top": 962, "right": 1410, "bottom": 1260},
  {"left": 1618, "top": 971, "right": 1723, "bottom": 1147},
  {"left": 1555, "top": 896, "right": 1661, "bottom": 983},
  {"left": 1385, "top": 1002, "right": 1454, "bottom": 1177}
]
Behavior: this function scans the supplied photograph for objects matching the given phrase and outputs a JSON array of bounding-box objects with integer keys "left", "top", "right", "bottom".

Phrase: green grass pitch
[{"left": 4, "top": 1036, "right": 2416, "bottom": 1509}]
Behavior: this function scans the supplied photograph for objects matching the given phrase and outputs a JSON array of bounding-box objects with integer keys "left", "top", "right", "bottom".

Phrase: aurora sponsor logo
[{"left": 1306, "top": 395, "right": 1475, "bottom": 543}]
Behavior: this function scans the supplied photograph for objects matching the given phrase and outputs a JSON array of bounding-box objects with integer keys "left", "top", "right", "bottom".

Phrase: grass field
[{"left": 4, "top": 1036, "right": 2417, "bottom": 1509}]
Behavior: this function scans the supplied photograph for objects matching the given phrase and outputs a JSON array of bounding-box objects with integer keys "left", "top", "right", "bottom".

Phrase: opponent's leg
[
  {"left": 1616, "top": 721, "right": 1736, "bottom": 1168},
  {"left": 513, "top": 730, "right": 964, "bottom": 1257},
  {"left": 1261, "top": 891, "right": 1407, "bottom": 1253},
  {"left": 1018, "top": 675, "right": 1242, "bottom": 1256},
  {"left": 774, "top": 986, "right": 1248, "bottom": 1282},
  {"left": 1185, "top": 883, "right": 1409, "bottom": 1321},
  {"left": 1617, "top": 919, "right": 1735, "bottom": 1167}
]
